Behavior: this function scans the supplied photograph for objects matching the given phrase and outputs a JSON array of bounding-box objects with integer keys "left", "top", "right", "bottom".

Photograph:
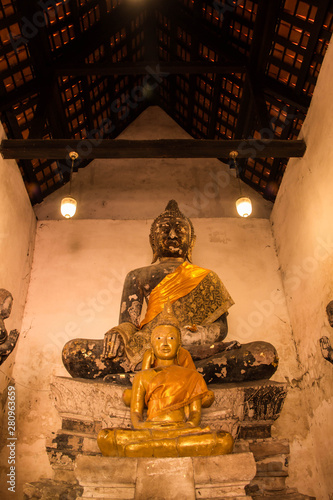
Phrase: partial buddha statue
[
  {"left": 97, "top": 301, "right": 233, "bottom": 458},
  {"left": 62, "top": 200, "right": 278, "bottom": 383},
  {"left": 0, "top": 288, "right": 20, "bottom": 366},
  {"left": 320, "top": 299, "right": 333, "bottom": 364}
]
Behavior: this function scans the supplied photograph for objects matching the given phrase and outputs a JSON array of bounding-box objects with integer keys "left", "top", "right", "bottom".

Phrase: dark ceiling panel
[{"left": 0, "top": 0, "right": 332, "bottom": 205}]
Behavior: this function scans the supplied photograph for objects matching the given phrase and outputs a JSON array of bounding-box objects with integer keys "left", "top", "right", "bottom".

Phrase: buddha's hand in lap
[
  {"left": 102, "top": 329, "right": 123, "bottom": 359},
  {"left": 136, "top": 421, "right": 199, "bottom": 431},
  {"left": 320, "top": 335, "right": 333, "bottom": 361},
  {"left": 133, "top": 420, "right": 179, "bottom": 430},
  {"left": 181, "top": 324, "right": 221, "bottom": 345}
]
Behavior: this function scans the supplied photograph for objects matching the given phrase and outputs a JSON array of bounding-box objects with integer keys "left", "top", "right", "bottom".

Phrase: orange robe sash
[
  {"left": 145, "top": 365, "right": 208, "bottom": 420},
  {"left": 140, "top": 261, "right": 210, "bottom": 328}
]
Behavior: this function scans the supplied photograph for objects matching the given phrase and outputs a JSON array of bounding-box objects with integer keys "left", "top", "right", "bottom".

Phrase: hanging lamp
[
  {"left": 61, "top": 151, "right": 78, "bottom": 218},
  {"left": 229, "top": 151, "right": 252, "bottom": 218}
]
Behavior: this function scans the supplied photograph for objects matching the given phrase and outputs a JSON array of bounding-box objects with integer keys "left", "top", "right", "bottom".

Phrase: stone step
[
  {"left": 243, "top": 439, "right": 315, "bottom": 500},
  {"left": 74, "top": 453, "right": 257, "bottom": 500},
  {"left": 253, "top": 496, "right": 315, "bottom": 500},
  {"left": 250, "top": 488, "right": 315, "bottom": 500},
  {"left": 248, "top": 439, "right": 290, "bottom": 460}
]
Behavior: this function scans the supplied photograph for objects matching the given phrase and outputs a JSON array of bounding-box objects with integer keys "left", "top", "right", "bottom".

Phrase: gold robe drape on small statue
[
  {"left": 116, "top": 261, "right": 234, "bottom": 368},
  {"left": 145, "top": 365, "right": 209, "bottom": 421}
]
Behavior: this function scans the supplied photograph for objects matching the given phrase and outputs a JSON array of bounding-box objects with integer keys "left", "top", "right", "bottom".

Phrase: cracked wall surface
[
  {"left": 271, "top": 38, "right": 333, "bottom": 500},
  {"left": 0, "top": 123, "right": 36, "bottom": 497}
]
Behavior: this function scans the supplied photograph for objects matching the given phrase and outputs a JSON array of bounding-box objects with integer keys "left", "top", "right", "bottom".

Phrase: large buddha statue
[
  {"left": 97, "top": 301, "right": 233, "bottom": 458},
  {"left": 62, "top": 200, "right": 278, "bottom": 383}
]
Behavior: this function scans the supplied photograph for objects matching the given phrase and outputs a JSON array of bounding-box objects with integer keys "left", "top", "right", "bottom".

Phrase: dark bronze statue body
[
  {"left": 62, "top": 201, "right": 278, "bottom": 383},
  {"left": 320, "top": 300, "right": 333, "bottom": 364},
  {"left": 0, "top": 289, "right": 20, "bottom": 365}
]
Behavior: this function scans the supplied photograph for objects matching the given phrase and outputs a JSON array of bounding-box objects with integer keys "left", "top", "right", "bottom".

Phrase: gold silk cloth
[
  {"left": 145, "top": 365, "right": 208, "bottom": 421},
  {"left": 140, "top": 261, "right": 211, "bottom": 328}
]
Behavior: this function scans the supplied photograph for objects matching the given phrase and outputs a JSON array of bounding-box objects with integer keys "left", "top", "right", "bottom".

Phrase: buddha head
[
  {"left": 0, "top": 289, "right": 13, "bottom": 320},
  {"left": 150, "top": 200, "right": 196, "bottom": 263},
  {"left": 150, "top": 299, "right": 181, "bottom": 363},
  {"left": 326, "top": 300, "right": 333, "bottom": 328},
  {"left": 151, "top": 325, "right": 180, "bottom": 361}
]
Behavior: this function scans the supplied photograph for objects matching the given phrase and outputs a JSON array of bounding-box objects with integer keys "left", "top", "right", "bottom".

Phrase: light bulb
[
  {"left": 236, "top": 197, "right": 252, "bottom": 217},
  {"left": 61, "top": 197, "right": 77, "bottom": 218}
]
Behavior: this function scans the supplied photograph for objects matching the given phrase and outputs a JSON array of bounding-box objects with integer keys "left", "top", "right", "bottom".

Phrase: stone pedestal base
[{"left": 74, "top": 453, "right": 256, "bottom": 500}]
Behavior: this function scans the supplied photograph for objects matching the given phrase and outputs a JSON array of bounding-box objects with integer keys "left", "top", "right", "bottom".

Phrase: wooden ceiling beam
[
  {"left": 245, "top": 0, "right": 284, "bottom": 134},
  {"left": 28, "top": 87, "right": 49, "bottom": 139},
  {"left": 53, "top": 61, "right": 247, "bottom": 76},
  {"left": 0, "top": 138, "right": 306, "bottom": 160},
  {"left": 234, "top": 76, "right": 255, "bottom": 140},
  {"left": 207, "top": 73, "right": 223, "bottom": 139},
  {"left": 233, "top": 1, "right": 283, "bottom": 140},
  {"left": 250, "top": 0, "right": 284, "bottom": 75}
]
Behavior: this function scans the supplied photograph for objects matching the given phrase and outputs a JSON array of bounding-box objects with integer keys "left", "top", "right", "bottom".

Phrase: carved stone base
[
  {"left": 74, "top": 453, "right": 256, "bottom": 500},
  {"left": 23, "top": 479, "right": 83, "bottom": 499},
  {"left": 50, "top": 376, "right": 287, "bottom": 444},
  {"left": 32, "top": 377, "right": 315, "bottom": 500},
  {"left": 45, "top": 377, "right": 287, "bottom": 499}
]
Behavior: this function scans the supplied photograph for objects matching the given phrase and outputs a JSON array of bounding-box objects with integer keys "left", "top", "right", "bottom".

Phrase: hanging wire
[
  {"left": 229, "top": 150, "right": 242, "bottom": 196},
  {"left": 68, "top": 151, "right": 79, "bottom": 195}
]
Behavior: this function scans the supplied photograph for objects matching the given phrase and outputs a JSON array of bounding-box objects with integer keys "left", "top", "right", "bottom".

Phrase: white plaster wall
[
  {"left": 0, "top": 123, "right": 36, "bottom": 389},
  {"left": 271, "top": 40, "right": 333, "bottom": 499},
  {"left": 33, "top": 106, "right": 273, "bottom": 221},
  {"left": 0, "top": 123, "right": 36, "bottom": 496},
  {"left": 9, "top": 215, "right": 294, "bottom": 497}
]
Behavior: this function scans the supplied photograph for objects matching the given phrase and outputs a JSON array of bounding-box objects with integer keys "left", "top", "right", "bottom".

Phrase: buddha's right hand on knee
[{"left": 102, "top": 329, "right": 122, "bottom": 359}]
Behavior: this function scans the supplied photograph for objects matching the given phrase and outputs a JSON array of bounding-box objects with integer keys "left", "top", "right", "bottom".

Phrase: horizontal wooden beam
[
  {"left": 0, "top": 139, "right": 306, "bottom": 160},
  {"left": 54, "top": 61, "right": 247, "bottom": 76}
]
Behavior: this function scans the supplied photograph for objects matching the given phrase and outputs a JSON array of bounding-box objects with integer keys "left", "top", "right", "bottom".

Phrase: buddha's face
[
  {"left": 154, "top": 215, "right": 191, "bottom": 259},
  {"left": 151, "top": 325, "right": 180, "bottom": 361},
  {"left": 327, "top": 301, "right": 333, "bottom": 327}
]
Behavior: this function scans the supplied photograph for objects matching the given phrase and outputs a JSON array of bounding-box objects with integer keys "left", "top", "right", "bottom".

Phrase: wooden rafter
[
  {"left": 0, "top": 138, "right": 306, "bottom": 160},
  {"left": 53, "top": 61, "right": 247, "bottom": 77},
  {"left": 0, "top": 0, "right": 332, "bottom": 205}
]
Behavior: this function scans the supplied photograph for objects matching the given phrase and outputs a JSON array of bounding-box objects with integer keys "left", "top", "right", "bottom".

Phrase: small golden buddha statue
[{"left": 97, "top": 301, "right": 233, "bottom": 458}]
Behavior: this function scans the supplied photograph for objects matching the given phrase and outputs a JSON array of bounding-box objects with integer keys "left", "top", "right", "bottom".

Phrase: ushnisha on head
[
  {"left": 326, "top": 300, "right": 333, "bottom": 328},
  {"left": 149, "top": 200, "right": 196, "bottom": 264},
  {"left": 150, "top": 299, "right": 181, "bottom": 364}
]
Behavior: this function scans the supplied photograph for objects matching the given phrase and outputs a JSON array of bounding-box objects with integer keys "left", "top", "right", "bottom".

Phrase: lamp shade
[
  {"left": 61, "top": 197, "right": 77, "bottom": 218},
  {"left": 236, "top": 197, "right": 252, "bottom": 217}
]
